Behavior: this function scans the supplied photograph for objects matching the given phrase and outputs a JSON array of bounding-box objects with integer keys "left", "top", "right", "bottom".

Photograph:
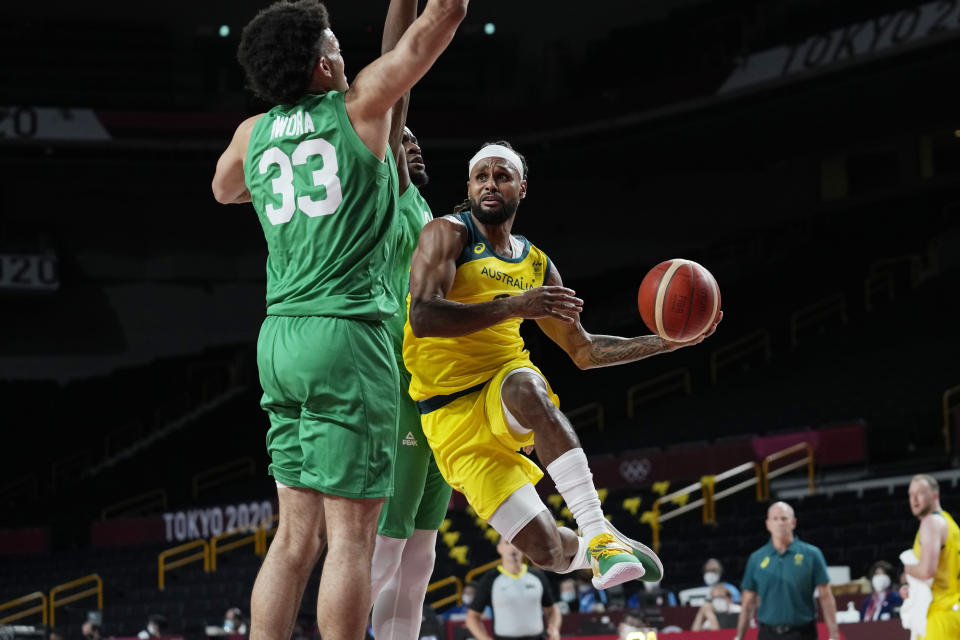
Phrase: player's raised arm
[
  {"left": 381, "top": 0, "right": 418, "bottom": 191},
  {"left": 212, "top": 114, "right": 262, "bottom": 204},
  {"left": 535, "top": 263, "right": 722, "bottom": 370},
  {"left": 346, "top": 0, "right": 467, "bottom": 159}
]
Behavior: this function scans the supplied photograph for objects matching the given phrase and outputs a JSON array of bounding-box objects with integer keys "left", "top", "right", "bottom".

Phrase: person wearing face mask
[
  {"left": 859, "top": 561, "right": 902, "bottom": 621},
  {"left": 557, "top": 578, "right": 580, "bottom": 614},
  {"left": 222, "top": 608, "right": 247, "bottom": 635},
  {"left": 680, "top": 558, "right": 742, "bottom": 606},
  {"left": 576, "top": 574, "right": 609, "bottom": 613},
  {"left": 442, "top": 583, "right": 489, "bottom": 621},
  {"left": 692, "top": 585, "right": 741, "bottom": 630},
  {"left": 137, "top": 614, "right": 167, "bottom": 640},
  {"left": 702, "top": 558, "right": 741, "bottom": 603}
]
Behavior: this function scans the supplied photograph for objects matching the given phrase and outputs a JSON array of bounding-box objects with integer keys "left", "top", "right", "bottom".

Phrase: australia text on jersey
[{"left": 480, "top": 265, "right": 535, "bottom": 291}]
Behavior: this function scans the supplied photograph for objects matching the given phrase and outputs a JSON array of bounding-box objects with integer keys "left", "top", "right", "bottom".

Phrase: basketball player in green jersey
[
  {"left": 370, "top": 125, "right": 453, "bottom": 640},
  {"left": 367, "top": 5, "right": 453, "bottom": 639},
  {"left": 211, "top": 1, "right": 468, "bottom": 639}
]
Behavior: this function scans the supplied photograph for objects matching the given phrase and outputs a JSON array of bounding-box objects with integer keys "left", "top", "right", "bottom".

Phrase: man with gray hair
[{"left": 733, "top": 502, "right": 839, "bottom": 640}]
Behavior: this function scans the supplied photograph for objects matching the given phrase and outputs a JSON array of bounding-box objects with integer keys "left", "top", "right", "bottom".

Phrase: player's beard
[
  {"left": 469, "top": 195, "right": 518, "bottom": 225},
  {"left": 410, "top": 168, "right": 430, "bottom": 187}
]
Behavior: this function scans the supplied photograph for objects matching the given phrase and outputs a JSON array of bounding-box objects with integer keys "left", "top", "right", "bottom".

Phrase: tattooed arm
[{"left": 536, "top": 263, "right": 720, "bottom": 370}]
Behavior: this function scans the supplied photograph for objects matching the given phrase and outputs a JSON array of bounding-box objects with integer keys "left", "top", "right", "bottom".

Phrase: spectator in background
[
  {"left": 691, "top": 584, "right": 741, "bottom": 631},
  {"left": 443, "top": 583, "right": 486, "bottom": 621},
  {"left": 859, "top": 560, "right": 902, "bottom": 621},
  {"left": 704, "top": 558, "right": 741, "bottom": 603},
  {"left": 48, "top": 630, "right": 66, "bottom": 640},
  {"left": 575, "top": 572, "right": 608, "bottom": 613},
  {"left": 223, "top": 608, "right": 247, "bottom": 634},
  {"left": 419, "top": 602, "right": 445, "bottom": 640},
  {"left": 138, "top": 614, "right": 167, "bottom": 640},
  {"left": 557, "top": 578, "right": 579, "bottom": 614},
  {"left": 679, "top": 558, "right": 741, "bottom": 606},
  {"left": 466, "top": 537, "right": 561, "bottom": 640},
  {"left": 81, "top": 622, "right": 102, "bottom": 640},
  {"left": 617, "top": 610, "right": 648, "bottom": 640},
  {"left": 626, "top": 580, "right": 677, "bottom": 608},
  {"left": 734, "top": 502, "right": 839, "bottom": 640}
]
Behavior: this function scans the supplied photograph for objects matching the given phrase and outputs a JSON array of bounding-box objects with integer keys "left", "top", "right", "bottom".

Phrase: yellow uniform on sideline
[
  {"left": 402, "top": 211, "right": 557, "bottom": 519},
  {"left": 914, "top": 508, "right": 960, "bottom": 640}
]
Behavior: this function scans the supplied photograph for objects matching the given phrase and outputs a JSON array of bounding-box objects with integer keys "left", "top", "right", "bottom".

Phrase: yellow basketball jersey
[
  {"left": 403, "top": 212, "right": 551, "bottom": 403},
  {"left": 913, "top": 509, "right": 960, "bottom": 610}
]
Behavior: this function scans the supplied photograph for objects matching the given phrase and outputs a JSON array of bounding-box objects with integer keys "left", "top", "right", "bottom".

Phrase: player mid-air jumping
[{"left": 403, "top": 140, "right": 721, "bottom": 589}]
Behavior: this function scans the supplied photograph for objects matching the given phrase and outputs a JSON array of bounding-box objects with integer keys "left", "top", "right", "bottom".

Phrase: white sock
[
  {"left": 372, "top": 529, "right": 437, "bottom": 640},
  {"left": 546, "top": 448, "right": 608, "bottom": 541},
  {"left": 556, "top": 534, "right": 591, "bottom": 573},
  {"left": 370, "top": 534, "right": 406, "bottom": 604}
]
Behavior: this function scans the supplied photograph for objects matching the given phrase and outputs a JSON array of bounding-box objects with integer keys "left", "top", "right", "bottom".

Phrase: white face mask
[
  {"left": 462, "top": 594, "right": 474, "bottom": 606},
  {"left": 712, "top": 598, "right": 730, "bottom": 613},
  {"left": 643, "top": 580, "right": 660, "bottom": 592},
  {"left": 872, "top": 574, "right": 891, "bottom": 593},
  {"left": 703, "top": 571, "right": 720, "bottom": 586},
  {"left": 560, "top": 591, "right": 577, "bottom": 602}
]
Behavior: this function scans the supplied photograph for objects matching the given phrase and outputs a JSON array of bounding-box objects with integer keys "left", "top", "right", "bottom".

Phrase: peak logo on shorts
[{"left": 402, "top": 431, "right": 418, "bottom": 446}]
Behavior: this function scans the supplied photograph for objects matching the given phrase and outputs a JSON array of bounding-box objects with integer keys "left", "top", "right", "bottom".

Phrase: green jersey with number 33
[{"left": 244, "top": 91, "right": 400, "bottom": 320}]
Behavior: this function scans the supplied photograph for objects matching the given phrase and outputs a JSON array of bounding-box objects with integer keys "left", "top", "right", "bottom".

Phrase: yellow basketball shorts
[
  {"left": 419, "top": 360, "right": 559, "bottom": 520},
  {"left": 919, "top": 603, "right": 960, "bottom": 640}
]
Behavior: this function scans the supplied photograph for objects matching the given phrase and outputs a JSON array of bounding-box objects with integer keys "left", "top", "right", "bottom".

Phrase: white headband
[{"left": 468, "top": 145, "right": 524, "bottom": 178}]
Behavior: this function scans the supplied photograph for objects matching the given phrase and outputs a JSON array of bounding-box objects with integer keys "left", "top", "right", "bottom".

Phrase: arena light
[
  {"left": 219, "top": 25, "right": 231, "bottom": 38},
  {"left": 484, "top": 22, "right": 495, "bottom": 35}
]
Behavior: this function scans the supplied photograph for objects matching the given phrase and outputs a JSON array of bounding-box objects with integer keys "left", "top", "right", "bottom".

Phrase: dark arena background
[{"left": 2, "top": 1, "right": 959, "bottom": 639}]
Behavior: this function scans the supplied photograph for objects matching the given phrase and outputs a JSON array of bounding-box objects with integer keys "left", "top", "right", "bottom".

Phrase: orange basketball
[{"left": 638, "top": 259, "right": 721, "bottom": 342}]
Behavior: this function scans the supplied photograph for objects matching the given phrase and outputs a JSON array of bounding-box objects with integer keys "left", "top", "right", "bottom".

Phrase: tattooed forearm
[{"left": 586, "top": 335, "right": 668, "bottom": 367}]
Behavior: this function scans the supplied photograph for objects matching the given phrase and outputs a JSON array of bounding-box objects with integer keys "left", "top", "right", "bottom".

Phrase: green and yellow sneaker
[
  {"left": 605, "top": 521, "right": 664, "bottom": 583},
  {"left": 587, "top": 532, "right": 645, "bottom": 589}
]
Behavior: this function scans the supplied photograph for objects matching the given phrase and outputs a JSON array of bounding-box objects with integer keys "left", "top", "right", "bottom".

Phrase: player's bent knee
[{"left": 502, "top": 375, "right": 557, "bottom": 427}]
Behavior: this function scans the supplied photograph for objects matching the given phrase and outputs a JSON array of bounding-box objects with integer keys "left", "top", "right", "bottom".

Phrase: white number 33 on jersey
[{"left": 259, "top": 139, "right": 343, "bottom": 225}]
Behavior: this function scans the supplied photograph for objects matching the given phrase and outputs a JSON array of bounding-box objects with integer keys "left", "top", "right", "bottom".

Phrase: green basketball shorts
[
  {"left": 377, "top": 368, "right": 453, "bottom": 538},
  {"left": 257, "top": 315, "right": 400, "bottom": 499}
]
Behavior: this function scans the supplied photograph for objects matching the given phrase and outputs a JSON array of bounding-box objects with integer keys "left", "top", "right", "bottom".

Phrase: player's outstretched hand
[
  {"left": 512, "top": 286, "right": 583, "bottom": 323},
  {"left": 663, "top": 311, "right": 723, "bottom": 350}
]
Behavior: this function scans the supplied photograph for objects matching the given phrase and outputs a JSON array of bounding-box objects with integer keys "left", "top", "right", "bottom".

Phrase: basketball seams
[
  {"left": 705, "top": 267, "right": 720, "bottom": 333},
  {"left": 654, "top": 259, "right": 688, "bottom": 340},
  {"left": 682, "top": 261, "right": 701, "bottom": 339}
]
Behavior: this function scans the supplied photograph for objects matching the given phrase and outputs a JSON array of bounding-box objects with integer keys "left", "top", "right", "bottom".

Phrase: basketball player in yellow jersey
[
  {"left": 403, "top": 141, "right": 721, "bottom": 589},
  {"left": 901, "top": 474, "right": 960, "bottom": 639}
]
